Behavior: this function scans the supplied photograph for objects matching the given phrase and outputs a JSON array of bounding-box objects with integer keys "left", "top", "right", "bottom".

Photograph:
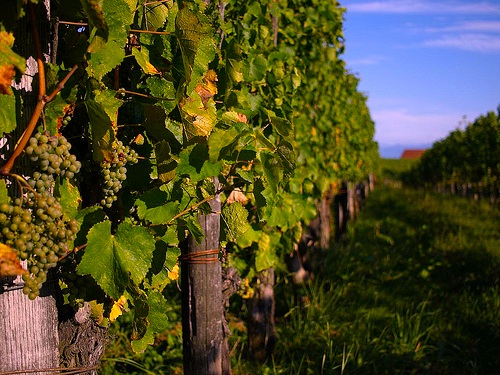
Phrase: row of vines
[
  {"left": 0, "top": 0, "right": 377, "bottom": 372},
  {"left": 404, "top": 107, "right": 499, "bottom": 204}
]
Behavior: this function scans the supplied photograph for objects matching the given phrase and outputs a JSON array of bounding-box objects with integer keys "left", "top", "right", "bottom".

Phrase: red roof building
[{"left": 400, "top": 149, "right": 426, "bottom": 159}]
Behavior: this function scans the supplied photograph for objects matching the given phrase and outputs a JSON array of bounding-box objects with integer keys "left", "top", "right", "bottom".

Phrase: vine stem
[
  {"left": 57, "top": 20, "right": 172, "bottom": 35},
  {"left": 165, "top": 185, "right": 230, "bottom": 225},
  {"left": 117, "top": 89, "right": 175, "bottom": 101},
  {"left": 0, "top": 3, "right": 78, "bottom": 175}
]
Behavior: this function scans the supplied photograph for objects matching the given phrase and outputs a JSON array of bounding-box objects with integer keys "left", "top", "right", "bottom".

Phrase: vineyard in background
[
  {"left": 403, "top": 107, "right": 499, "bottom": 205},
  {"left": 0, "top": 0, "right": 377, "bottom": 372}
]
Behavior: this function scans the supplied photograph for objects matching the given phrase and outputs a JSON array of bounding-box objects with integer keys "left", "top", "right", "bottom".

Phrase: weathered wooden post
[
  {"left": 248, "top": 267, "right": 276, "bottom": 361},
  {"left": 181, "top": 178, "right": 230, "bottom": 375}
]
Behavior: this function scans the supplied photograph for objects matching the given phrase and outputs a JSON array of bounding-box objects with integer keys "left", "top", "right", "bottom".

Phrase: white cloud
[
  {"left": 346, "top": 1, "right": 500, "bottom": 15},
  {"left": 373, "top": 109, "right": 463, "bottom": 144},
  {"left": 427, "top": 20, "right": 500, "bottom": 33},
  {"left": 423, "top": 33, "right": 500, "bottom": 52}
]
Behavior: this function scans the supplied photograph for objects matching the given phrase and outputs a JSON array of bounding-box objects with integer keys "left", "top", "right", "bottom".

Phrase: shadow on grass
[{"left": 268, "top": 186, "right": 500, "bottom": 375}]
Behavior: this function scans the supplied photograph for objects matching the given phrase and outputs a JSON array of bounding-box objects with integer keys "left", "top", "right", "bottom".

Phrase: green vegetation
[
  {"left": 404, "top": 108, "right": 499, "bottom": 197},
  {"left": 101, "top": 185, "right": 500, "bottom": 374},
  {"left": 378, "top": 158, "right": 418, "bottom": 181}
]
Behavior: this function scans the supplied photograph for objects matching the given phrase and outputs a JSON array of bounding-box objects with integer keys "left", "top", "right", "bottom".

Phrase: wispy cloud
[
  {"left": 425, "top": 20, "right": 500, "bottom": 33},
  {"left": 423, "top": 33, "right": 500, "bottom": 52},
  {"left": 346, "top": 1, "right": 500, "bottom": 15}
]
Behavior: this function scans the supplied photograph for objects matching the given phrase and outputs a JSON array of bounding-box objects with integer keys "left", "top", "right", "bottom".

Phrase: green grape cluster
[
  {"left": 99, "top": 141, "right": 139, "bottom": 208},
  {"left": 222, "top": 202, "right": 251, "bottom": 241},
  {"left": 0, "top": 194, "right": 78, "bottom": 299},
  {"left": 25, "top": 132, "right": 82, "bottom": 192},
  {"left": 0, "top": 131, "right": 82, "bottom": 299}
]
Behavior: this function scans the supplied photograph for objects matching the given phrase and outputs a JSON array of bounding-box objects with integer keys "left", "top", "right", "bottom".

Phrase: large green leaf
[
  {"left": 77, "top": 221, "right": 156, "bottom": 300},
  {"left": 86, "top": 0, "right": 134, "bottom": 79}
]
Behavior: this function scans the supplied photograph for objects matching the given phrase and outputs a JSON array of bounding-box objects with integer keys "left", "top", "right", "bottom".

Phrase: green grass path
[{"left": 264, "top": 186, "right": 500, "bottom": 375}]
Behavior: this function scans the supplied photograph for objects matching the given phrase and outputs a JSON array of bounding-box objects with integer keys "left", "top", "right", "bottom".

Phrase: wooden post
[
  {"left": 318, "top": 191, "right": 332, "bottom": 250},
  {"left": 0, "top": 283, "right": 59, "bottom": 374},
  {"left": 181, "top": 178, "right": 230, "bottom": 375},
  {"left": 248, "top": 268, "right": 276, "bottom": 361}
]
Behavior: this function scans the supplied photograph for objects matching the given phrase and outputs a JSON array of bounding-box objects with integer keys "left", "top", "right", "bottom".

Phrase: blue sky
[{"left": 340, "top": 0, "right": 500, "bottom": 158}]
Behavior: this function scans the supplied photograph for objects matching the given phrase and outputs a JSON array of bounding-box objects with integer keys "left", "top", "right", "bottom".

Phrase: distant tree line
[{"left": 403, "top": 106, "right": 499, "bottom": 205}]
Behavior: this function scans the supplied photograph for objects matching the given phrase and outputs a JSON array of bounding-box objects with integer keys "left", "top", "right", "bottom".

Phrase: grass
[{"left": 100, "top": 184, "right": 500, "bottom": 374}]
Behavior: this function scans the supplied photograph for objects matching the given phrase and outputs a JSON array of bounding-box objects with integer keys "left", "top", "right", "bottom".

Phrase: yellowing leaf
[
  {"left": 109, "top": 295, "right": 127, "bottom": 322},
  {"left": 0, "top": 64, "right": 15, "bottom": 95},
  {"left": 132, "top": 48, "right": 160, "bottom": 75},
  {"left": 89, "top": 300, "right": 105, "bottom": 325},
  {"left": 0, "top": 31, "right": 15, "bottom": 48},
  {"left": 167, "top": 263, "right": 179, "bottom": 281},
  {"left": 194, "top": 69, "right": 218, "bottom": 107},
  {"left": 0, "top": 243, "right": 27, "bottom": 277},
  {"left": 181, "top": 70, "right": 218, "bottom": 138},
  {"left": 0, "top": 31, "right": 25, "bottom": 96}
]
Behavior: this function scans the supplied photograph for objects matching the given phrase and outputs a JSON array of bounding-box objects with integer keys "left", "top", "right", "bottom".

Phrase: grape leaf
[
  {"left": 77, "top": 221, "right": 156, "bottom": 300},
  {"left": 44, "top": 95, "right": 74, "bottom": 135},
  {"left": 222, "top": 202, "right": 251, "bottom": 241},
  {"left": 0, "top": 243, "right": 27, "bottom": 277},
  {"left": 73, "top": 206, "right": 105, "bottom": 248},
  {"left": 80, "top": 0, "right": 107, "bottom": 31},
  {"left": 86, "top": 0, "right": 133, "bottom": 79},
  {"left": 132, "top": 48, "right": 160, "bottom": 75},
  {"left": 176, "top": 144, "right": 223, "bottom": 183},
  {"left": 260, "top": 151, "right": 283, "bottom": 193},
  {"left": 54, "top": 178, "right": 81, "bottom": 220},
  {"left": 207, "top": 127, "right": 240, "bottom": 162},
  {"left": 154, "top": 140, "right": 178, "bottom": 183},
  {"left": 255, "top": 232, "right": 279, "bottom": 272},
  {"left": 185, "top": 216, "right": 204, "bottom": 243},
  {"left": 140, "top": 1, "right": 170, "bottom": 31},
  {"left": 95, "top": 88, "right": 123, "bottom": 125},
  {"left": 269, "top": 115, "right": 293, "bottom": 139},
  {"left": 175, "top": 7, "right": 201, "bottom": 83},
  {"left": 0, "top": 180, "right": 10, "bottom": 204},
  {"left": 85, "top": 99, "right": 115, "bottom": 162},
  {"left": 146, "top": 77, "right": 177, "bottom": 114},
  {"left": 0, "top": 93, "right": 16, "bottom": 136},
  {"left": 135, "top": 188, "right": 180, "bottom": 225},
  {"left": 131, "top": 290, "right": 170, "bottom": 353},
  {"left": 187, "top": 34, "right": 216, "bottom": 95},
  {"left": 243, "top": 54, "right": 267, "bottom": 82},
  {"left": 180, "top": 88, "right": 217, "bottom": 139}
]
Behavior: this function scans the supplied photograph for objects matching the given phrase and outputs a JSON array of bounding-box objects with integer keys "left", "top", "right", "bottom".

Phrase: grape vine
[{"left": 0, "top": 0, "right": 378, "bottom": 355}]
